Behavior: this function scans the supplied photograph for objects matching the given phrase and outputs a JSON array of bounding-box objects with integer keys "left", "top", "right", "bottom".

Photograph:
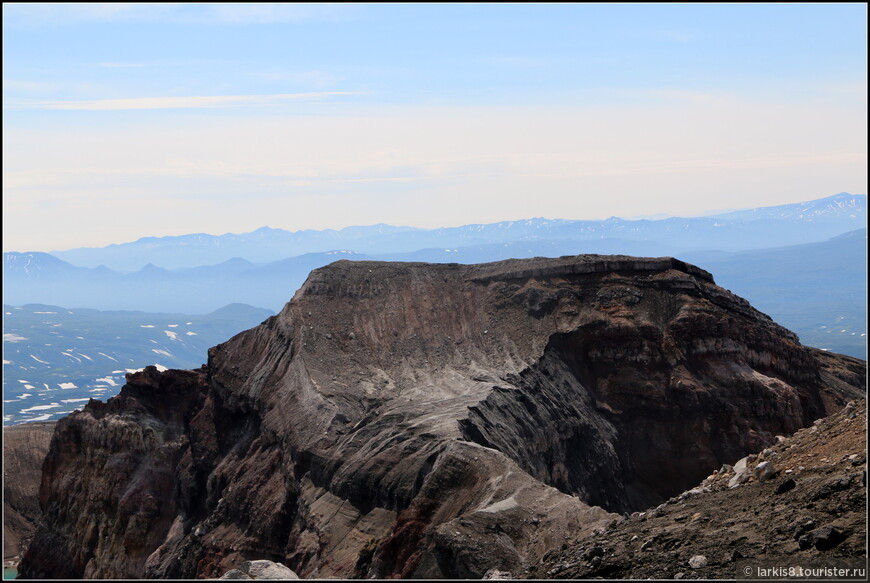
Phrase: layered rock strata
[
  {"left": 19, "top": 255, "right": 865, "bottom": 579},
  {"left": 3, "top": 421, "right": 55, "bottom": 564}
]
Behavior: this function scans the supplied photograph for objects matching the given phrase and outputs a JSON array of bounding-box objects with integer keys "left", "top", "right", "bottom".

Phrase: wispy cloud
[
  {"left": 12, "top": 91, "right": 359, "bottom": 111},
  {"left": 4, "top": 3, "right": 356, "bottom": 27},
  {"left": 202, "top": 3, "right": 353, "bottom": 24}
]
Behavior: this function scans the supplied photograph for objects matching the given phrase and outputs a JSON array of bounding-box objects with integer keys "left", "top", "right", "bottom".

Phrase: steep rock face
[
  {"left": 456, "top": 272, "right": 863, "bottom": 512},
  {"left": 19, "top": 256, "right": 865, "bottom": 579},
  {"left": 20, "top": 368, "right": 208, "bottom": 579},
  {"left": 3, "top": 421, "right": 55, "bottom": 563}
]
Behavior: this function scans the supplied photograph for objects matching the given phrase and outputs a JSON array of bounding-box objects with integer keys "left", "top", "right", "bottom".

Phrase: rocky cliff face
[
  {"left": 19, "top": 255, "right": 865, "bottom": 579},
  {"left": 3, "top": 421, "right": 55, "bottom": 564}
]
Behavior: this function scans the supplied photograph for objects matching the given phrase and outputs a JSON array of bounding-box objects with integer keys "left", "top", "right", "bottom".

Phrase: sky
[{"left": 3, "top": 3, "right": 867, "bottom": 252}]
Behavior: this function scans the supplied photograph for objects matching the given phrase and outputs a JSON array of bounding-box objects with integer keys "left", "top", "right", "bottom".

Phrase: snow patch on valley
[{"left": 21, "top": 403, "right": 61, "bottom": 412}]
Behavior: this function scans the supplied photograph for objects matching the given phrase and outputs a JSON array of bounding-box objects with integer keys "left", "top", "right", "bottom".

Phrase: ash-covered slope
[
  {"left": 19, "top": 255, "right": 865, "bottom": 579},
  {"left": 531, "top": 399, "right": 867, "bottom": 579}
]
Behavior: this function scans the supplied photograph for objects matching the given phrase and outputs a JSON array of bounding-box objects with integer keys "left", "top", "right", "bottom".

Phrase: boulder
[
  {"left": 798, "top": 526, "right": 847, "bottom": 551},
  {"left": 688, "top": 555, "right": 708, "bottom": 569},
  {"left": 728, "top": 456, "right": 752, "bottom": 488},
  {"left": 754, "top": 461, "right": 776, "bottom": 482}
]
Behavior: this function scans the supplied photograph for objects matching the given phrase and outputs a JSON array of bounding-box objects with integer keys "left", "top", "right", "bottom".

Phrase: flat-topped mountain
[
  {"left": 19, "top": 255, "right": 865, "bottom": 579},
  {"left": 6, "top": 230, "right": 866, "bottom": 359}
]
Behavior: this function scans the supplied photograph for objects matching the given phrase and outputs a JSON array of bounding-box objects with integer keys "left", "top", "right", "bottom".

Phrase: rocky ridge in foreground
[
  {"left": 532, "top": 399, "right": 867, "bottom": 579},
  {"left": 18, "top": 255, "right": 866, "bottom": 579}
]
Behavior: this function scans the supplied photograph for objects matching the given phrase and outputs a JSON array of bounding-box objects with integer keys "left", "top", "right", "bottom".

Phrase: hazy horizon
[
  {"left": 3, "top": 3, "right": 867, "bottom": 252},
  {"left": 9, "top": 190, "right": 860, "bottom": 255}
]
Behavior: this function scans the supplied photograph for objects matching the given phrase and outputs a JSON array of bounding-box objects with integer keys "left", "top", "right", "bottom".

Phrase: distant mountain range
[
  {"left": 708, "top": 193, "right": 864, "bottom": 223},
  {"left": 2, "top": 303, "right": 273, "bottom": 425},
  {"left": 5, "top": 229, "right": 865, "bottom": 357},
  {"left": 3, "top": 193, "right": 866, "bottom": 397},
  {"left": 4, "top": 250, "right": 366, "bottom": 313},
  {"left": 46, "top": 192, "right": 866, "bottom": 272}
]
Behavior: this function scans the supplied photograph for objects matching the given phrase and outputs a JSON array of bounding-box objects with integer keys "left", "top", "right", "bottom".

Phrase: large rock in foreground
[{"left": 20, "top": 256, "right": 865, "bottom": 579}]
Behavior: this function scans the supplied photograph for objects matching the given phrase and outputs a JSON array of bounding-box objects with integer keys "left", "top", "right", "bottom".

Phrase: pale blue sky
[{"left": 3, "top": 3, "right": 867, "bottom": 251}]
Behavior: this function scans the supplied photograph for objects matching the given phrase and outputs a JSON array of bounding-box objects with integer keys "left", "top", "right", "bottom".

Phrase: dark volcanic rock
[
  {"left": 18, "top": 255, "right": 866, "bottom": 579},
  {"left": 775, "top": 478, "right": 797, "bottom": 494},
  {"left": 799, "top": 525, "right": 847, "bottom": 551},
  {"left": 19, "top": 367, "right": 208, "bottom": 578},
  {"left": 3, "top": 421, "right": 55, "bottom": 563},
  {"left": 531, "top": 399, "right": 867, "bottom": 579}
]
